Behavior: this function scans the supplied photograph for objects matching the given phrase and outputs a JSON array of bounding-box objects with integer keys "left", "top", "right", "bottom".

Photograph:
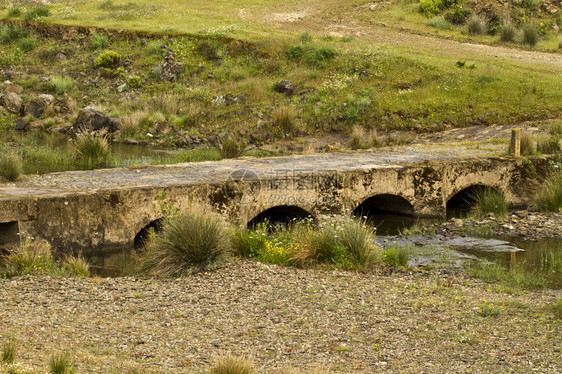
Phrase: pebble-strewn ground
[{"left": 1, "top": 261, "right": 560, "bottom": 373}]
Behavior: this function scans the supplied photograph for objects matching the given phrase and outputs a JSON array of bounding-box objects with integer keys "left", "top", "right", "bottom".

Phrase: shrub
[
  {"left": 444, "top": 5, "right": 471, "bottom": 25},
  {"left": 299, "top": 32, "right": 312, "bottom": 43},
  {"left": 499, "top": 22, "right": 516, "bottom": 43},
  {"left": 0, "top": 25, "right": 25, "bottom": 44},
  {"left": 220, "top": 138, "right": 245, "bottom": 159},
  {"left": 272, "top": 106, "right": 297, "bottom": 137},
  {"left": 537, "top": 172, "right": 562, "bottom": 212},
  {"left": 419, "top": 0, "right": 442, "bottom": 17},
  {"left": 7, "top": 8, "right": 22, "bottom": 18},
  {"left": 94, "top": 50, "right": 122, "bottom": 67},
  {"left": 210, "top": 354, "right": 254, "bottom": 374},
  {"left": 1, "top": 340, "right": 16, "bottom": 364},
  {"left": 427, "top": 16, "right": 454, "bottom": 30},
  {"left": 0, "top": 153, "right": 23, "bottom": 182},
  {"left": 307, "top": 46, "right": 337, "bottom": 67},
  {"left": 1, "top": 239, "right": 58, "bottom": 277},
  {"left": 45, "top": 75, "right": 74, "bottom": 94},
  {"left": 90, "top": 32, "right": 109, "bottom": 49},
  {"left": 295, "top": 217, "right": 380, "bottom": 270},
  {"left": 467, "top": 15, "right": 487, "bottom": 35},
  {"left": 61, "top": 254, "right": 90, "bottom": 277},
  {"left": 287, "top": 44, "right": 305, "bottom": 59},
  {"left": 24, "top": 5, "right": 50, "bottom": 20},
  {"left": 383, "top": 244, "right": 412, "bottom": 268},
  {"left": 141, "top": 206, "right": 230, "bottom": 276},
  {"left": 471, "top": 188, "right": 508, "bottom": 217},
  {"left": 49, "top": 352, "right": 74, "bottom": 374},
  {"left": 522, "top": 23, "right": 538, "bottom": 47},
  {"left": 73, "top": 132, "right": 111, "bottom": 167},
  {"left": 17, "top": 37, "right": 38, "bottom": 52}
]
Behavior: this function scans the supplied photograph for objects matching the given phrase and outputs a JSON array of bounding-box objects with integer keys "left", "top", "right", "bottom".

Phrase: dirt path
[{"left": 1, "top": 261, "right": 560, "bottom": 373}]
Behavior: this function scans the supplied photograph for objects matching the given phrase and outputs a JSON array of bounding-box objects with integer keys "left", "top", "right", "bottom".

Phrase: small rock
[
  {"left": 117, "top": 83, "right": 127, "bottom": 93},
  {"left": 275, "top": 79, "right": 294, "bottom": 95},
  {"left": 0, "top": 92, "right": 23, "bottom": 113},
  {"left": 14, "top": 118, "right": 28, "bottom": 131}
]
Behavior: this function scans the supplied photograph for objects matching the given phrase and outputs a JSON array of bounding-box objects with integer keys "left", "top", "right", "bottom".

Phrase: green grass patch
[
  {"left": 471, "top": 188, "right": 508, "bottom": 218},
  {"left": 537, "top": 171, "right": 562, "bottom": 212}
]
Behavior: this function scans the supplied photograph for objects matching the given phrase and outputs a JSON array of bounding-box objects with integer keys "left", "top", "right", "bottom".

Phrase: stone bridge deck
[{"left": 0, "top": 145, "right": 534, "bottom": 252}]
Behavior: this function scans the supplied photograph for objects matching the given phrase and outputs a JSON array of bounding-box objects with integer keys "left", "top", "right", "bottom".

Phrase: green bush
[
  {"left": 471, "top": 188, "right": 508, "bottom": 217},
  {"left": 0, "top": 25, "right": 26, "bottom": 44},
  {"left": 90, "top": 32, "right": 109, "bottom": 49},
  {"left": 24, "top": 5, "right": 50, "bottom": 20},
  {"left": 299, "top": 32, "right": 313, "bottom": 43},
  {"left": 141, "top": 206, "right": 230, "bottom": 276},
  {"left": 6, "top": 8, "right": 22, "bottom": 18},
  {"left": 287, "top": 44, "right": 305, "bottom": 59},
  {"left": 73, "top": 132, "right": 110, "bottom": 167},
  {"left": 444, "top": 5, "right": 471, "bottom": 25},
  {"left": 467, "top": 15, "right": 487, "bottom": 35},
  {"left": 307, "top": 46, "right": 337, "bottom": 67},
  {"left": 522, "top": 23, "right": 538, "bottom": 47},
  {"left": 500, "top": 22, "right": 517, "bottom": 43},
  {"left": 94, "top": 49, "right": 122, "bottom": 67},
  {"left": 17, "top": 37, "right": 38, "bottom": 52},
  {"left": 232, "top": 224, "right": 268, "bottom": 258},
  {"left": 419, "top": 0, "right": 442, "bottom": 17},
  {"left": 537, "top": 171, "right": 562, "bottom": 212},
  {"left": 0, "top": 153, "right": 23, "bottom": 182}
]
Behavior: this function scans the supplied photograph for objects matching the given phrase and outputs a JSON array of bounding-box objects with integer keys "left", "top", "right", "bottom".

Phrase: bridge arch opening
[
  {"left": 446, "top": 185, "right": 504, "bottom": 218},
  {"left": 134, "top": 218, "right": 164, "bottom": 248},
  {"left": 352, "top": 194, "right": 416, "bottom": 235},
  {"left": 248, "top": 206, "right": 315, "bottom": 229}
]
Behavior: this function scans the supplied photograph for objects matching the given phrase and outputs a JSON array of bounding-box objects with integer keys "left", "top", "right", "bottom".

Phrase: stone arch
[
  {"left": 353, "top": 194, "right": 415, "bottom": 217},
  {"left": 248, "top": 206, "right": 315, "bottom": 228},
  {"left": 134, "top": 218, "right": 164, "bottom": 248},
  {"left": 446, "top": 184, "right": 504, "bottom": 217}
]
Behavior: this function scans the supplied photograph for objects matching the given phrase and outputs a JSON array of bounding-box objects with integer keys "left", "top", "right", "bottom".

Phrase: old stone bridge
[{"left": 0, "top": 146, "right": 541, "bottom": 253}]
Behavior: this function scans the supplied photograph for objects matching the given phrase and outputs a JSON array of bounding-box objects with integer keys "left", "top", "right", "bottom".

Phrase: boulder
[
  {"left": 14, "top": 118, "right": 28, "bottom": 131},
  {"left": 73, "top": 107, "right": 121, "bottom": 133},
  {"left": 275, "top": 79, "right": 294, "bottom": 95},
  {"left": 148, "top": 120, "right": 176, "bottom": 135},
  {"left": 1, "top": 81, "right": 23, "bottom": 94},
  {"left": 25, "top": 94, "right": 55, "bottom": 118},
  {"left": 0, "top": 92, "right": 23, "bottom": 113}
]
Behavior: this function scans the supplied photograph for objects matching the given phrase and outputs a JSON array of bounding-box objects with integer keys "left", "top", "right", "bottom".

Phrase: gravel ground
[{"left": 1, "top": 261, "right": 560, "bottom": 373}]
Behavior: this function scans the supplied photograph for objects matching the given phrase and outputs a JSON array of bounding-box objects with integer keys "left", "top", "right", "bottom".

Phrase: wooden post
[{"left": 510, "top": 128, "right": 520, "bottom": 158}]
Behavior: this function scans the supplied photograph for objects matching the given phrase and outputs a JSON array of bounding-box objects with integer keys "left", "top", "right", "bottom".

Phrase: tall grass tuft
[
  {"left": 220, "top": 138, "right": 245, "bottom": 159},
  {"left": 1, "top": 340, "right": 16, "bottom": 364},
  {"left": 537, "top": 172, "right": 562, "bottom": 212},
  {"left": 500, "top": 22, "right": 516, "bottom": 43},
  {"left": 471, "top": 188, "right": 508, "bottom": 217},
  {"left": 536, "top": 136, "right": 561, "bottom": 154},
  {"left": 210, "top": 354, "right": 254, "bottom": 374},
  {"left": 0, "top": 25, "right": 25, "bottom": 44},
  {"left": 383, "top": 244, "right": 413, "bottom": 268},
  {"left": 1, "top": 239, "right": 58, "bottom": 277},
  {"left": 467, "top": 15, "right": 487, "bottom": 35},
  {"left": 90, "top": 32, "right": 109, "bottom": 50},
  {"left": 350, "top": 126, "right": 379, "bottom": 150},
  {"left": 272, "top": 106, "right": 297, "bottom": 137},
  {"left": 0, "top": 153, "right": 23, "bottom": 181},
  {"left": 45, "top": 75, "right": 74, "bottom": 94},
  {"left": 73, "top": 132, "right": 110, "bottom": 167},
  {"left": 522, "top": 23, "right": 538, "bottom": 47},
  {"left": 61, "top": 254, "right": 90, "bottom": 277},
  {"left": 49, "top": 352, "right": 74, "bottom": 374},
  {"left": 232, "top": 223, "right": 268, "bottom": 258},
  {"left": 141, "top": 205, "right": 230, "bottom": 276}
]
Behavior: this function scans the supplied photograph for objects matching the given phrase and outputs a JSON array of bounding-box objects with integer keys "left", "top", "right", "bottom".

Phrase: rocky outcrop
[
  {"left": 159, "top": 51, "right": 184, "bottom": 82},
  {"left": 73, "top": 107, "right": 121, "bottom": 132},
  {"left": 275, "top": 79, "right": 294, "bottom": 95},
  {"left": 25, "top": 94, "right": 55, "bottom": 118}
]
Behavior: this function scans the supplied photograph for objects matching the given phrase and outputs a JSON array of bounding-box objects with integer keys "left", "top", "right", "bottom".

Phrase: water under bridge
[{"left": 0, "top": 145, "right": 543, "bottom": 253}]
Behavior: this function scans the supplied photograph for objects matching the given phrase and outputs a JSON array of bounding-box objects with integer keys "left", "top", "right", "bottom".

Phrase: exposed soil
[{"left": 1, "top": 261, "right": 560, "bottom": 373}]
